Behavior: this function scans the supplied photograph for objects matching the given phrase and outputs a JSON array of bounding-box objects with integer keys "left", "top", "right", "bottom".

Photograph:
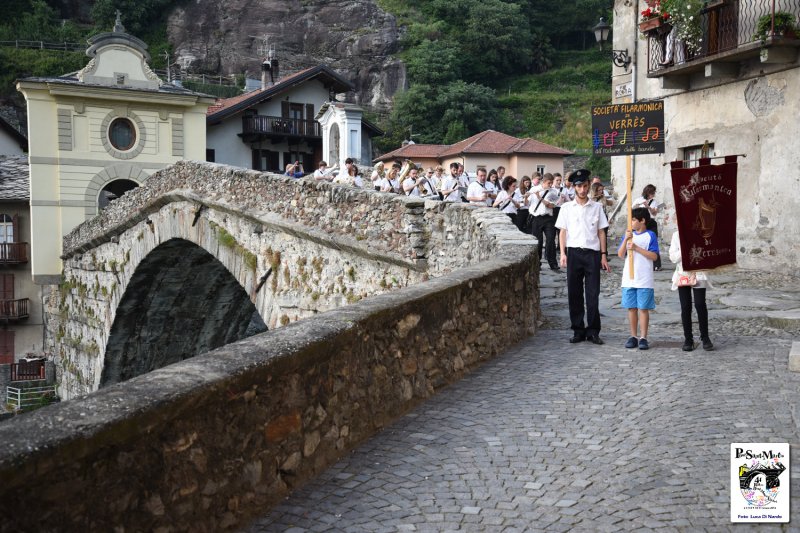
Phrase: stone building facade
[{"left": 611, "top": 0, "right": 800, "bottom": 268}]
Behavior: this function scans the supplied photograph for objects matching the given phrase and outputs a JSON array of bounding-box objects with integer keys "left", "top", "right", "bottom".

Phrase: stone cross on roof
[{"left": 113, "top": 10, "right": 126, "bottom": 33}]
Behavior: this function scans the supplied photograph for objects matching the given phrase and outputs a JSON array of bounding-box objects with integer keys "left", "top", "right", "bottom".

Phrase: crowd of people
[{"left": 293, "top": 159, "right": 711, "bottom": 353}]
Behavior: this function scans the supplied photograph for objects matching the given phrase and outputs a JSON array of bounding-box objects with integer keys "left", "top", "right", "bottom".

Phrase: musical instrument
[{"left": 397, "top": 159, "right": 415, "bottom": 194}]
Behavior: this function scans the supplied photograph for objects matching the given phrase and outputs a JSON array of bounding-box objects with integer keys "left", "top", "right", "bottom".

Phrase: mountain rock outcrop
[{"left": 166, "top": 0, "right": 406, "bottom": 111}]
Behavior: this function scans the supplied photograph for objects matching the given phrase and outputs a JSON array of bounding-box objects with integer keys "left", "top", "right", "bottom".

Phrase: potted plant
[
  {"left": 639, "top": 0, "right": 670, "bottom": 33},
  {"left": 660, "top": 0, "right": 705, "bottom": 53},
  {"left": 753, "top": 11, "right": 799, "bottom": 44}
]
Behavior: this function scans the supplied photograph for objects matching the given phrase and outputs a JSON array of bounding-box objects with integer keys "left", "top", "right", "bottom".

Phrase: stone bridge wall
[
  {"left": 49, "top": 161, "right": 535, "bottom": 399},
  {"left": 0, "top": 244, "right": 538, "bottom": 532}
]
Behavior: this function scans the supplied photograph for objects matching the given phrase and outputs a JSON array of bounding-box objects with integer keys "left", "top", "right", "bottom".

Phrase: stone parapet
[
  {"left": 0, "top": 243, "right": 538, "bottom": 531},
  {"left": 63, "top": 161, "right": 434, "bottom": 266}
]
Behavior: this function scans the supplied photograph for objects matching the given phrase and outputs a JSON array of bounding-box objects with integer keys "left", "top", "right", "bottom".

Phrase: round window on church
[{"left": 108, "top": 118, "right": 136, "bottom": 151}]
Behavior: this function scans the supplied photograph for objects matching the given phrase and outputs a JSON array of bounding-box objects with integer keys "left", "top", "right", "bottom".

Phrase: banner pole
[{"left": 627, "top": 155, "right": 634, "bottom": 279}]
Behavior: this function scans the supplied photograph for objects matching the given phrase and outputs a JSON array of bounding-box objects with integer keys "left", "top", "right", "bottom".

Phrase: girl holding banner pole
[{"left": 669, "top": 231, "right": 714, "bottom": 352}]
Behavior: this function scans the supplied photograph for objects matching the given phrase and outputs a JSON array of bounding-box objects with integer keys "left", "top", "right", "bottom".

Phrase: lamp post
[
  {"left": 593, "top": 17, "right": 631, "bottom": 71},
  {"left": 593, "top": 17, "right": 611, "bottom": 51}
]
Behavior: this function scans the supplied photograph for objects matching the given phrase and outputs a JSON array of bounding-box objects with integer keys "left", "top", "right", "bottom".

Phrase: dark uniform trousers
[
  {"left": 531, "top": 214, "right": 557, "bottom": 267},
  {"left": 566, "top": 247, "right": 602, "bottom": 337}
]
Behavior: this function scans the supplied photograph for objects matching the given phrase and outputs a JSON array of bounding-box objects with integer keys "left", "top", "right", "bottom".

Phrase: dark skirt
[{"left": 516, "top": 208, "right": 529, "bottom": 233}]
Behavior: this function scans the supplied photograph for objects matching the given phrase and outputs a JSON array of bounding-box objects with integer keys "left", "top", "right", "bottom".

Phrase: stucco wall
[
  {"left": 207, "top": 80, "right": 330, "bottom": 169},
  {"left": 17, "top": 80, "right": 212, "bottom": 281},
  {"left": 0, "top": 130, "right": 24, "bottom": 156}
]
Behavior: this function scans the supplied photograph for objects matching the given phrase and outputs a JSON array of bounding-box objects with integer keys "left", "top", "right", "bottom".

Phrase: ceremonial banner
[{"left": 670, "top": 156, "right": 738, "bottom": 270}]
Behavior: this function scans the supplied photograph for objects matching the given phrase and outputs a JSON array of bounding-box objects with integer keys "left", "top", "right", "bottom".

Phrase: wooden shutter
[
  {"left": 252, "top": 149, "right": 260, "bottom": 170},
  {"left": 305, "top": 104, "right": 315, "bottom": 136},
  {"left": 0, "top": 274, "right": 13, "bottom": 300},
  {"left": 11, "top": 214, "right": 18, "bottom": 243},
  {"left": 268, "top": 151, "right": 279, "bottom": 171},
  {"left": 0, "top": 330, "right": 13, "bottom": 364},
  {"left": 281, "top": 101, "right": 290, "bottom": 118}
]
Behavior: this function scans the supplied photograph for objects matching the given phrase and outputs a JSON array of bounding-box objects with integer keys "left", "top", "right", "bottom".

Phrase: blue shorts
[{"left": 621, "top": 287, "right": 656, "bottom": 310}]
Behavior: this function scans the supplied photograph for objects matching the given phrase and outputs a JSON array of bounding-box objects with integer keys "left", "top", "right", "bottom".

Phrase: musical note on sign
[
  {"left": 642, "top": 127, "right": 660, "bottom": 142},
  {"left": 603, "top": 131, "right": 617, "bottom": 147},
  {"left": 619, "top": 130, "right": 627, "bottom": 145},
  {"left": 593, "top": 129, "right": 601, "bottom": 149}
]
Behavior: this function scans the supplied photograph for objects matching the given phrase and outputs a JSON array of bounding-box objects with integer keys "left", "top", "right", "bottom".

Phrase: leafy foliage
[
  {"left": 498, "top": 50, "right": 611, "bottom": 152},
  {"left": 378, "top": 0, "right": 613, "bottom": 149},
  {"left": 390, "top": 81, "right": 500, "bottom": 145}
]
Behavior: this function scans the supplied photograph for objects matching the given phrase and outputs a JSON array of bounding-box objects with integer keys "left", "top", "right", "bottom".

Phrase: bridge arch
[
  {"left": 100, "top": 238, "right": 266, "bottom": 387},
  {"left": 51, "top": 161, "right": 537, "bottom": 399}
]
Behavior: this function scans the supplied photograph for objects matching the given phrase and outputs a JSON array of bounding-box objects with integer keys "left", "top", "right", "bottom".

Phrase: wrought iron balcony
[
  {"left": 0, "top": 299, "right": 29, "bottom": 320},
  {"left": 644, "top": 1, "right": 800, "bottom": 77},
  {"left": 241, "top": 115, "right": 321, "bottom": 140},
  {"left": 0, "top": 242, "right": 28, "bottom": 264}
]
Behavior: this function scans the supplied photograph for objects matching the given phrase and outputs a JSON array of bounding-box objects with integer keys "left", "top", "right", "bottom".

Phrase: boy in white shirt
[{"left": 617, "top": 207, "right": 660, "bottom": 350}]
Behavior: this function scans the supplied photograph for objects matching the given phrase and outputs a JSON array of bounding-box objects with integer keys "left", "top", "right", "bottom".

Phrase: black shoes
[
  {"left": 570, "top": 334, "right": 604, "bottom": 345},
  {"left": 586, "top": 335, "right": 604, "bottom": 345},
  {"left": 549, "top": 264, "right": 561, "bottom": 271},
  {"left": 683, "top": 338, "right": 712, "bottom": 351}
]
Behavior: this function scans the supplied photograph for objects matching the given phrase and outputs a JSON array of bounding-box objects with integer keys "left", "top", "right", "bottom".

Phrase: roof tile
[
  {"left": 0, "top": 156, "right": 30, "bottom": 201},
  {"left": 376, "top": 130, "right": 571, "bottom": 162}
]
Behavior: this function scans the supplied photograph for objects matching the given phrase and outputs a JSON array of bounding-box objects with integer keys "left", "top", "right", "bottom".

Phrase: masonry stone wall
[
  {"left": 0, "top": 244, "right": 537, "bottom": 531},
  {"left": 49, "top": 161, "right": 536, "bottom": 399}
]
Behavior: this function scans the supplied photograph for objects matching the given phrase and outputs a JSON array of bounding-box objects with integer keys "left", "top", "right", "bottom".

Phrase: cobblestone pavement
[{"left": 246, "top": 257, "right": 800, "bottom": 532}]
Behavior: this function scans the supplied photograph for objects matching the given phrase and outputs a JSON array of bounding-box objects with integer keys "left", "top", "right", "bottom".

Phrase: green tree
[
  {"left": 389, "top": 80, "right": 498, "bottom": 144},
  {"left": 460, "top": 0, "right": 532, "bottom": 81},
  {"left": 404, "top": 39, "right": 463, "bottom": 85}
]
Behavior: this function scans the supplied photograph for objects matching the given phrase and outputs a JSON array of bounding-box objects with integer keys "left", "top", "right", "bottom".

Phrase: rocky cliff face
[{"left": 166, "top": 0, "right": 406, "bottom": 111}]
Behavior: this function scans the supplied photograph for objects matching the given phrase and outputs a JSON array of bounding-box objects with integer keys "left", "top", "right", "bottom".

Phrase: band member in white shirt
[
  {"left": 380, "top": 163, "right": 402, "bottom": 193},
  {"left": 493, "top": 175, "right": 520, "bottom": 225},
  {"left": 466, "top": 168, "right": 490, "bottom": 206},
  {"left": 440, "top": 168, "right": 461, "bottom": 203},
  {"left": 313, "top": 160, "right": 332, "bottom": 181},
  {"left": 555, "top": 169, "right": 610, "bottom": 345},
  {"left": 530, "top": 174, "right": 561, "bottom": 271},
  {"left": 402, "top": 166, "right": 422, "bottom": 196}
]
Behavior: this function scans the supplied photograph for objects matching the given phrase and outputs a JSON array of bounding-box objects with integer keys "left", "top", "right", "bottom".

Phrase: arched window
[
  {"left": 99, "top": 179, "right": 139, "bottom": 211},
  {"left": 0, "top": 214, "right": 13, "bottom": 243}
]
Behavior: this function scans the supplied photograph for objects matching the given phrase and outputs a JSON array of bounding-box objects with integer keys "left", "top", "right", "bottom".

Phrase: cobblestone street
[{"left": 246, "top": 259, "right": 800, "bottom": 532}]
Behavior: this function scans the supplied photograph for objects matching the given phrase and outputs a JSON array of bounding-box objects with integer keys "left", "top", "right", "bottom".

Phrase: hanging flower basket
[{"left": 639, "top": 16, "right": 666, "bottom": 33}]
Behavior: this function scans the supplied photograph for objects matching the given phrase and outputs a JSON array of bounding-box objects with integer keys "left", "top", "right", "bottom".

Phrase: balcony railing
[
  {"left": 0, "top": 242, "right": 28, "bottom": 264},
  {"left": 242, "top": 115, "right": 321, "bottom": 138},
  {"left": 0, "top": 299, "right": 29, "bottom": 320},
  {"left": 645, "top": 1, "right": 800, "bottom": 75},
  {"left": 10, "top": 360, "right": 45, "bottom": 381}
]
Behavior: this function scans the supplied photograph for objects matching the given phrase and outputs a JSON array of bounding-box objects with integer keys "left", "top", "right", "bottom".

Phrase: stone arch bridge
[
  {"left": 50, "top": 161, "right": 536, "bottom": 399},
  {"left": 2, "top": 160, "right": 540, "bottom": 531}
]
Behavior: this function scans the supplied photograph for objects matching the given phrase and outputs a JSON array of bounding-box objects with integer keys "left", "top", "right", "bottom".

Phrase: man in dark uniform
[{"left": 555, "top": 169, "right": 611, "bottom": 344}]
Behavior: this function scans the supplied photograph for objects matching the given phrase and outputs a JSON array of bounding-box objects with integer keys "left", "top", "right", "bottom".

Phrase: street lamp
[{"left": 593, "top": 17, "right": 632, "bottom": 71}]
